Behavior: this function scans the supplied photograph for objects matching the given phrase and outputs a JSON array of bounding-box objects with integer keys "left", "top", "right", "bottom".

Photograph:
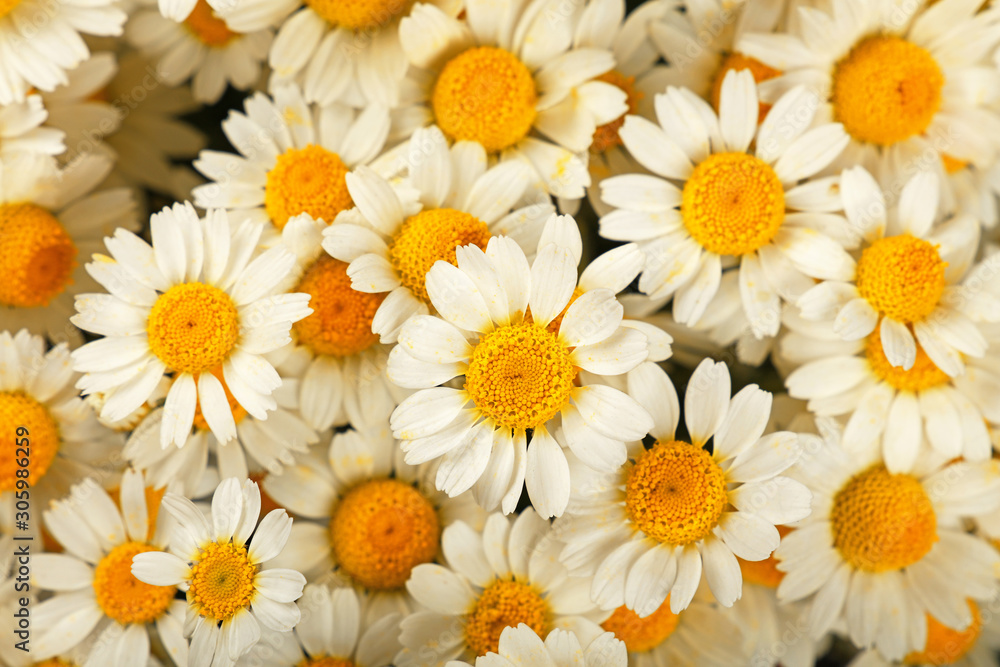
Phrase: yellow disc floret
[
  {"left": 188, "top": 541, "right": 257, "bottom": 621},
  {"left": 464, "top": 322, "right": 576, "bottom": 432},
  {"left": 93, "top": 541, "right": 176, "bottom": 624},
  {"left": 832, "top": 36, "right": 944, "bottom": 146},
  {"left": 0, "top": 0, "right": 22, "bottom": 20},
  {"left": 591, "top": 70, "right": 643, "bottom": 154},
  {"left": 856, "top": 234, "right": 946, "bottom": 323},
  {"left": 681, "top": 152, "right": 785, "bottom": 256},
  {"left": 711, "top": 52, "right": 782, "bottom": 117},
  {"left": 190, "top": 367, "right": 247, "bottom": 431},
  {"left": 831, "top": 465, "right": 937, "bottom": 572},
  {"left": 601, "top": 598, "right": 681, "bottom": 653},
  {"left": 265, "top": 145, "right": 353, "bottom": 229},
  {"left": 32, "top": 660, "right": 74, "bottom": 667},
  {"left": 329, "top": 478, "right": 440, "bottom": 590},
  {"left": 305, "top": 0, "right": 414, "bottom": 31},
  {"left": 0, "top": 392, "right": 59, "bottom": 492},
  {"left": 738, "top": 526, "right": 791, "bottom": 588},
  {"left": 465, "top": 578, "right": 551, "bottom": 657},
  {"left": 941, "top": 154, "right": 968, "bottom": 175},
  {"left": 147, "top": 283, "right": 241, "bottom": 375},
  {"left": 866, "top": 325, "right": 949, "bottom": 392},
  {"left": 905, "top": 600, "right": 982, "bottom": 666},
  {"left": 388, "top": 208, "right": 491, "bottom": 304},
  {"left": 293, "top": 256, "right": 384, "bottom": 356},
  {"left": 297, "top": 658, "right": 356, "bottom": 667},
  {"left": 0, "top": 203, "right": 77, "bottom": 308},
  {"left": 183, "top": 0, "right": 237, "bottom": 47},
  {"left": 432, "top": 47, "right": 537, "bottom": 152},
  {"left": 625, "top": 440, "right": 728, "bottom": 545}
]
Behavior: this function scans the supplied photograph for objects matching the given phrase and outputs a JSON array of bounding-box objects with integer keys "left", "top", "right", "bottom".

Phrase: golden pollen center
[
  {"left": 432, "top": 47, "right": 537, "bottom": 153},
  {"left": 147, "top": 283, "right": 240, "bottom": 375},
  {"left": 591, "top": 70, "right": 643, "bottom": 154},
  {"left": 465, "top": 578, "right": 551, "bottom": 657},
  {"left": 188, "top": 541, "right": 257, "bottom": 621},
  {"left": 190, "top": 366, "right": 247, "bottom": 431},
  {"left": 855, "top": 234, "right": 946, "bottom": 323},
  {"left": 293, "top": 256, "right": 384, "bottom": 356},
  {"left": 601, "top": 598, "right": 681, "bottom": 653},
  {"left": 832, "top": 36, "right": 944, "bottom": 146},
  {"left": 0, "top": 392, "right": 59, "bottom": 492},
  {"left": 265, "top": 145, "right": 353, "bottom": 230},
  {"left": 464, "top": 322, "right": 577, "bottom": 432},
  {"left": 681, "top": 152, "right": 785, "bottom": 256},
  {"left": 831, "top": 465, "right": 938, "bottom": 572},
  {"left": 305, "top": 0, "right": 414, "bottom": 31},
  {"left": 183, "top": 0, "right": 237, "bottom": 47},
  {"left": 710, "top": 52, "right": 782, "bottom": 117},
  {"left": 866, "top": 325, "right": 949, "bottom": 391},
  {"left": 625, "top": 440, "right": 728, "bottom": 545},
  {"left": 0, "top": 203, "right": 77, "bottom": 308},
  {"left": 94, "top": 541, "right": 176, "bottom": 624},
  {"left": 905, "top": 600, "right": 982, "bottom": 666},
  {"left": 388, "top": 208, "right": 491, "bottom": 304},
  {"left": 329, "top": 478, "right": 440, "bottom": 591},
  {"left": 738, "top": 525, "right": 791, "bottom": 588},
  {"left": 297, "top": 658, "right": 357, "bottom": 667},
  {"left": 0, "top": 0, "right": 22, "bottom": 20}
]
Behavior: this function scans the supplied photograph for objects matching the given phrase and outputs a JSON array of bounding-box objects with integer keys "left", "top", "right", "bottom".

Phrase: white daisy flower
[
  {"left": 322, "top": 125, "right": 554, "bottom": 346},
  {"left": 0, "top": 94, "right": 65, "bottom": 159},
  {"left": 32, "top": 471, "right": 187, "bottom": 665},
  {"left": 796, "top": 167, "right": 991, "bottom": 377},
  {"left": 555, "top": 358, "right": 812, "bottom": 615},
  {"left": 0, "top": 0, "right": 126, "bottom": 105},
  {"left": 444, "top": 623, "right": 628, "bottom": 667},
  {"left": 1, "top": 152, "right": 137, "bottom": 347},
  {"left": 777, "top": 418, "right": 1000, "bottom": 661},
  {"left": 385, "top": 228, "right": 653, "bottom": 518},
  {"left": 392, "top": 0, "right": 629, "bottom": 200},
  {"left": 191, "top": 83, "right": 390, "bottom": 246},
  {"left": 71, "top": 202, "right": 313, "bottom": 449},
  {"left": 396, "top": 508, "right": 607, "bottom": 666},
  {"left": 599, "top": 70, "right": 853, "bottom": 345},
  {"left": 262, "top": 427, "right": 484, "bottom": 623},
  {"left": 131, "top": 477, "right": 307, "bottom": 665}
]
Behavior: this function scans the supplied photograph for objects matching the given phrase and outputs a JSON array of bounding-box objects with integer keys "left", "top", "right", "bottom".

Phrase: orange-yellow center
[
  {"left": 626, "top": 440, "right": 728, "bottom": 545},
  {"left": 93, "top": 541, "right": 176, "bottom": 624},
  {"left": 293, "top": 256, "right": 384, "bottom": 356},
  {"left": 297, "top": 659, "right": 356, "bottom": 667},
  {"left": 738, "top": 525, "right": 791, "bottom": 588},
  {"left": 188, "top": 541, "right": 257, "bottom": 621},
  {"left": 855, "top": 234, "right": 946, "bottom": 323},
  {"left": 147, "top": 283, "right": 241, "bottom": 375},
  {"left": 905, "top": 600, "right": 982, "bottom": 665},
  {"left": 432, "top": 47, "right": 537, "bottom": 153},
  {"left": 682, "top": 152, "right": 785, "bottom": 256},
  {"left": 866, "top": 324, "right": 950, "bottom": 391},
  {"left": 591, "top": 70, "right": 643, "bottom": 154},
  {"left": 329, "top": 478, "right": 440, "bottom": 590},
  {"left": 466, "top": 578, "right": 551, "bottom": 657},
  {"left": 183, "top": 0, "right": 237, "bottom": 47},
  {"left": 107, "top": 484, "right": 167, "bottom": 542},
  {"left": 601, "top": 597, "right": 681, "bottom": 653},
  {"left": 941, "top": 154, "right": 968, "bottom": 174},
  {"left": 264, "top": 145, "right": 353, "bottom": 230},
  {"left": 0, "top": 0, "right": 22, "bottom": 20},
  {"left": 190, "top": 366, "right": 247, "bottom": 431},
  {"left": 0, "top": 391, "right": 59, "bottom": 492},
  {"left": 32, "top": 660, "right": 75, "bottom": 667},
  {"left": 711, "top": 52, "right": 782, "bottom": 118},
  {"left": 388, "top": 208, "right": 491, "bottom": 304},
  {"left": 0, "top": 203, "right": 77, "bottom": 308},
  {"left": 831, "top": 465, "right": 937, "bottom": 572},
  {"left": 832, "top": 36, "right": 944, "bottom": 146},
  {"left": 305, "top": 0, "right": 414, "bottom": 31}
]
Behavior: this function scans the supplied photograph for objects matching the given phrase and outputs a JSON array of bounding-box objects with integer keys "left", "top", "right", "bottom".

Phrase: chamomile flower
[
  {"left": 445, "top": 623, "right": 628, "bottom": 667},
  {"left": 396, "top": 509, "right": 607, "bottom": 666},
  {"left": 0, "top": 94, "right": 65, "bottom": 159},
  {"left": 385, "top": 230, "right": 653, "bottom": 518},
  {"left": 776, "top": 419, "right": 1000, "bottom": 660},
  {"left": 32, "top": 471, "right": 187, "bottom": 665},
  {"left": 71, "top": 202, "right": 313, "bottom": 449},
  {"left": 131, "top": 477, "right": 307, "bottom": 665},
  {"left": 555, "top": 359, "right": 812, "bottom": 615},
  {"left": 322, "top": 125, "right": 554, "bottom": 345},
  {"left": 599, "top": 70, "right": 853, "bottom": 343},
  {"left": 191, "top": 83, "right": 390, "bottom": 246}
]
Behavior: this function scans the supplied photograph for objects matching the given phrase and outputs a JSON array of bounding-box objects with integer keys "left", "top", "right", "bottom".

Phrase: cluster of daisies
[{"left": 6, "top": 0, "right": 1000, "bottom": 665}]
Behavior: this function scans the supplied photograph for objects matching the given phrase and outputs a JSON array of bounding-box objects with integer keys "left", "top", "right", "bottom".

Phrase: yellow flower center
[
  {"left": 0, "top": 203, "right": 77, "bottom": 308},
  {"left": 466, "top": 578, "right": 551, "bottom": 657},
  {"left": 107, "top": 485, "right": 167, "bottom": 542},
  {"left": 329, "top": 478, "right": 440, "bottom": 591},
  {"left": 941, "top": 154, "right": 968, "bottom": 174},
  {"left": 264, "top": 145, "right": 353, "bottom": 230},
  {"left": 905, "top": 601, "right": 982, "bottom": 666},
  {"left": 305, "top": 0, "right": 414, "bottom": 31},
  {"left": 189, "top": 367, "right": 247, "bottom": 431},
  {"left": 32, "top": 661, "right": 75, "bottom": 667},
  {"left": 293, "top": 256, "right": 384, "bottom": 357},
  {"left": 188, "top": 541, "right": 257, "bottom": 621},
  {"left": 0, "top": 392, "right": 59, "bottom": 492},
  {"left": 298, "top": 659, "right": 356, "bottom": 667},
  {"left": 93, "top": 541, "right": 176, "bottom": 625},
  {"left": 710, "top": 52, "right": 782, "bottom": 118},
  {"left": 625, "top": 440, "right": 728, "bottom": 546},
  {"left": 681, "top": 152, "right": 785, "bottom": 256},
  {"left": 590, "top": 70, "right": 643, "bottom": 154},
  {"left": 866, "top": 325, "right": 950, "bottom": 392},
  {"left": 738, "top": 526, "right": 791, "bottom": 588},
  {"left": 831, "top": 465, "right": 938, "bottom": 572},
  {"left": 388, "top": 208, "right": 492, "bottom": 304},
  {"left": 855, "top": 234, "right": 946, "bottom": 323},
  {"left": 0, "top": 0, "right": 22, "bottom": 19},
  {"left": 832, "top": 36, "right": 944, "bottom": 146},
  {"left": 464, "top": 322, "right": 576, "bottom": 432},
  {"left": 183, "top": 0, "right": 237, "bottom": 47},
  {"left": 147, "top": 283, "right": 241, "bottom": 376},
  {"left": 601, "top": 598, "right": 680, "bottom": 653},
  {"left": 432, "top": 47, "right": 537, "bottom": 153}
]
